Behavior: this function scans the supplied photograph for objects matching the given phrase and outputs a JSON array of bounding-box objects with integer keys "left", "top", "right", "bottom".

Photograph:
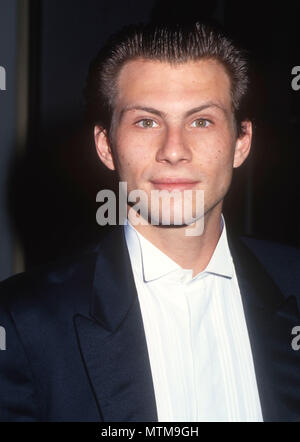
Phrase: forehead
[{"left": 115, "top": 58, "right": 232, "bottom": 113}]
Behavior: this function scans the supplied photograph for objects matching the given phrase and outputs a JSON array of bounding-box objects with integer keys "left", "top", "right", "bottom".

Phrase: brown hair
[{"left": 84, "top": 22, "right": 250, "bottom": 138}]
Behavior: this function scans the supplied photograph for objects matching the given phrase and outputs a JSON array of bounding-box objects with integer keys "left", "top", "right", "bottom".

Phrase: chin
[{"left": 148, "top": 205, "right": 204, "bottom": 227}]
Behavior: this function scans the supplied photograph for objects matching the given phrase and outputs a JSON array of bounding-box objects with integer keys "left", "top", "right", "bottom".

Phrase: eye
[
  {"left": 191, "top": 118, "right": 211, "bottom": 128},
  {"left": 136, "top": 119, "right": 159, "bottom": 128}
]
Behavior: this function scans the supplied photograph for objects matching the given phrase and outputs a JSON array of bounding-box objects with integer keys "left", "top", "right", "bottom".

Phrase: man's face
[{"left": 95, "top": 58, "right": 252, "bottom": 226}]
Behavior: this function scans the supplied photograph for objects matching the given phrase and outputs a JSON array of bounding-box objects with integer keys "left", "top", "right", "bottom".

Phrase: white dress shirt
[{"left": 124, "top": 216, "right": 263, "bottom": 422}]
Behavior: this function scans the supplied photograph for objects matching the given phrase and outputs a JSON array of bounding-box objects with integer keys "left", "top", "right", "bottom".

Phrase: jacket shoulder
[
  {"left": 240, "top": 236, "right": 300, "bottom": 299},
  {"left": 0, "top": 242, "right": 100, "bottom": 313}
]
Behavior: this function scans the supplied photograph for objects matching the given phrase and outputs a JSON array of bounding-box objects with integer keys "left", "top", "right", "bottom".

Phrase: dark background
[{"left": 1, "top": 0, "right": 300, "bottom": 276}]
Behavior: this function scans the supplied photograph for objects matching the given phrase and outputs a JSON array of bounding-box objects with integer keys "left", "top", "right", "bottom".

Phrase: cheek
[
  {"left": 113, "top": 132, "right": 153, "bottom": 181},
  {"left": 208, "top": 139, "right": 235, "bottom": 194},
  {"left": 191, "top": 130, "right": 235, "bottom": 170}
]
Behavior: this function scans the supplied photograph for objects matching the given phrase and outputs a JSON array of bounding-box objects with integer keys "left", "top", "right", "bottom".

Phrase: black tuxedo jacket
[{"left": 0, "top": 226, "right": 300, "bottom": 422}]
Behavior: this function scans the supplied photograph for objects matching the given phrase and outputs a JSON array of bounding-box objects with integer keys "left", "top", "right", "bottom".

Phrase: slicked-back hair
[{"left": 84, "top": 22, "right": 250, "bottom": 138}]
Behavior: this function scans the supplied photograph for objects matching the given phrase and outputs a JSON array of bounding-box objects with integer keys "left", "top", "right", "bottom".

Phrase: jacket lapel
[
  {"left": 228, "top": 231, "right": 300, "bottom": 422},
  {"left": 74, "top": 227, "right": 158, "bottom": 422}
]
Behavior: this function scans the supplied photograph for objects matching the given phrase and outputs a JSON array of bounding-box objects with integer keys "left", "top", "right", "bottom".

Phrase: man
[{"left": 1, "top": 22, "right": 300, "bottom": 422}]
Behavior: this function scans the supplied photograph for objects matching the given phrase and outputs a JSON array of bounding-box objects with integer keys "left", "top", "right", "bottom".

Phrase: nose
[{"left": 156, "top": 126, "right": 192, "bottom": 165}]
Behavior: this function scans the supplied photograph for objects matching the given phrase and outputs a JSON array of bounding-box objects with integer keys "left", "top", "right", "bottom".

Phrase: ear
[
  {"left": 94, "top": 125, "right": 116, "bottom": 171},
  {"left": 233, "top": 120, "right": 253, "bottom": 168}
]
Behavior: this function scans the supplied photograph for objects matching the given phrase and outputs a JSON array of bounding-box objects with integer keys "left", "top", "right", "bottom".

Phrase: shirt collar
[
  {"left": 124, "top": 221, "right": 180, "bottom": 282},
  {"left": 124, "top": 214, "right": 234, "bottom": 283},
  {"left": 205, "top": 215, "right": 234, "bottom": 279}
]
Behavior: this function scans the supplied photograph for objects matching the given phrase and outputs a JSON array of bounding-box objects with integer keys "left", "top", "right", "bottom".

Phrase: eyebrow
[{"left": 118, "top": 101, "right": 228, "bottom": 121}]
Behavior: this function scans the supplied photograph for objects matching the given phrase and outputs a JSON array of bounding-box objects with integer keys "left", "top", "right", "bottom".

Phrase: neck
[{"left": 128, "top": 204, "right": 223, "bottom": 276}]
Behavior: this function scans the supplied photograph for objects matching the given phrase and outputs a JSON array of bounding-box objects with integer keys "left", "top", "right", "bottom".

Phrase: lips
[{"left": 150, "top": 178, "right": 199, "bottom": 191}]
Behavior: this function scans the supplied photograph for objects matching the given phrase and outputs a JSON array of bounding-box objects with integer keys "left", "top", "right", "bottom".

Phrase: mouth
[{"left": 150, "top": 178, "right": 199, "bottom": 192}]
